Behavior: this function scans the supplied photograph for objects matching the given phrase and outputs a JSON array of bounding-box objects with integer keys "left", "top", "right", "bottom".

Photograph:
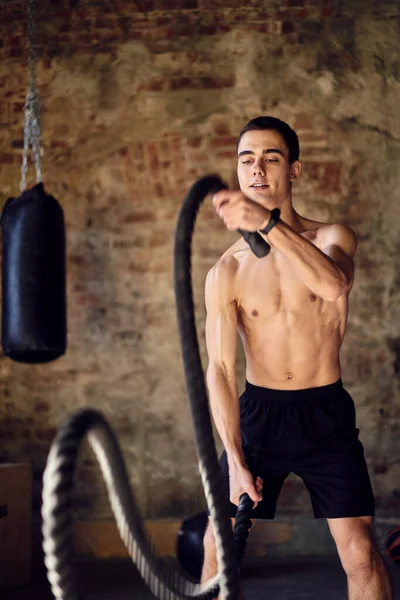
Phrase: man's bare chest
[{"left": 235, "top": 251, "right": 329, "bottom": 321}]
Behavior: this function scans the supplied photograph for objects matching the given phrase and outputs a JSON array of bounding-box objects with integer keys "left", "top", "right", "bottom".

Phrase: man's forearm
[
  {"left": 206, "top": 367, "right": 245, "bottom": 467},
  {"left": 261, "top": 219, "right": 348, "bottom": 301}
]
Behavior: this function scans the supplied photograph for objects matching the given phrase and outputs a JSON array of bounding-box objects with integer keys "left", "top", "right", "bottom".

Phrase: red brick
[
  {"left": 210, "top": 137, "right": 237, "bottom": 148},
  {"left": 282, "top": 20, "right": 296, "bottom": 34},
  {"left": 253, "top": 23, "right": 270, "bottom": 34},
  {"left": 50, "top": 141, "right": 70, "bottom": 149},
  {"left": 3, "top": 416, "right": 23, "bottom": 426},
  {"left": 0, "top": 154, "right": 15, "bottom": 164},
  {"left": 34, "top": 401, "right": 50, "bottom": 412},
  {"left": 140, "top": 0, "right": 197, "bottom": 9},
  {"left": 148, "top": 234, "right": 169, "bottom": 249},
  {"left": 100, "top": 33, "right": 120, "bottom": 44},
  {"left": 13, "top": 101, "right": 24, "bottom": 112},
  {"left": 8, "top": 35, "right": 22, "bottom": 46},
  {"left": 155, "top": 182, "right": 164, "bottom": 196},
  {"left": 296, "top": 8, "right": 309, "bottom": 18},
  {"left": 198, "top": 25, "right": 218, "bottom": 35},
  {"left": 51, "top": 9, "right": 73, "bottom": 20},
  {"left": 141, "top": 75, "right": 234, "bottom": 92},
  {"left": 321, "top": 5, "right": 335, "bottom": 18},
  {"left": 95, "top": 18, "right": 116, "bottom": 29},
  {"left": 76, "top": 34, "right": 95, "bottom": 46},
  {"left": 187, "top": 137, "right": 203, "bottom": 148},
  {"left": 36, "top": 428, "right": 57, "bottom": 441},
  {"left": 146, "top": 142, "right": 159, "bottom": 171},
  {"left": 216, "top": 150, "right": 237, "bottom": 159},
  {"left": 127, "top": 262, "right": 148, "bottom": 274},
  {"left": 219, "top": 23, "right": 232, "bottom": 32},
  {"left": 41, "top": 58, "right": 53, "bottom": 70},
  {"left": 213, "top": 122, "right": 231, "bottom": 136},
  {"left": 170, "top": 136, "right": 182, "bottom": 154},
  {"left": 188, "top": 151, "right": 208, "bottom": 163},
  {"left": 75, "top": 9, "right": 92, "bottom": 19},
  {"left": 154, "top": 16, "right": 170, "bottom": 26},
  {"left": 59, "top": 22, "right": 71, "bottom": 34},
  {"left": 76, "top": 294, "right": 100, "bottom": 306},
  {"left": 321, "top": 162, "right": 341, "bottom": 193},
  {"left": 145, "top": 26, "right": 175, "bottom": 41}
]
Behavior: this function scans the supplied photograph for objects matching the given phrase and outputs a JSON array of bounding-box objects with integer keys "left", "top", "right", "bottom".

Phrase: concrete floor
[{"left": 3, "top": 556, "right": 400, "bottom": 600}]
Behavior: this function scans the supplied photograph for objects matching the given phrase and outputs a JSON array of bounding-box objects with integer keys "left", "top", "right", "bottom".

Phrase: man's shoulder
[
  {"left": 207, "top": 253, "right": 238, "bottom": 287},
  {"left": 317, "top": 223, "right": 358, "bottom": 255},
  {"left": 205, "top": 239, "right": 245, "bottom": 298},
  {"left": 210, "top": 238, "right": 247, "bottom": 274},
  {"left": 300, "top": 213, "right": 357, "bottom": 249},
  {"left": 301, "top": 214, "right": 355, "bottom": 235}
]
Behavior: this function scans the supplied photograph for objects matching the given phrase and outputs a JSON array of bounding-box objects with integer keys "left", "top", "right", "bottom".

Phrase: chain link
[{"left": 20, "top": 0, "right": 42, "bottom": 193}]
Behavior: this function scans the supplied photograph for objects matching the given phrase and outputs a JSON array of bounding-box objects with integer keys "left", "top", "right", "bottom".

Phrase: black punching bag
[{"left": 1, "top": 182, "right": 67, "bottom": 363}]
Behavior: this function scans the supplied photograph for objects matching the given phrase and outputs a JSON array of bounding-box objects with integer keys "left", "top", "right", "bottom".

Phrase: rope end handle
[
  {"left": 239, "top": 229, "right": 271, "bottom": 258},
  {"left": 237, "top": 492, "right": 254, "bottom": 515},
  {"left": 233, "top": 493, "right": 254, "bottom": 565}
]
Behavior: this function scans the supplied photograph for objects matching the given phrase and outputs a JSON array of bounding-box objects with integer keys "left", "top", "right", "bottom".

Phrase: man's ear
[{"left": 290, "top": 160, "right": 302, "bottom": 182}]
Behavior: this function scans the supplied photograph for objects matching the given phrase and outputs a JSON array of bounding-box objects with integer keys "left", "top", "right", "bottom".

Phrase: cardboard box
[{"left": 0, "top": 463, "right": 32, "bottom": 588}]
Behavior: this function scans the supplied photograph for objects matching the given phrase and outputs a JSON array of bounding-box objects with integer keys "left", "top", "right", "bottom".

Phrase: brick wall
[{"left": 0, "top": 0, "right": 399, "bottom": 522}]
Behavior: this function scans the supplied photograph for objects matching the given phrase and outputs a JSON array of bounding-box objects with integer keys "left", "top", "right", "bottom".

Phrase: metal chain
[{"left": 21, "top": 0, "right": 42, "bottom": 193}]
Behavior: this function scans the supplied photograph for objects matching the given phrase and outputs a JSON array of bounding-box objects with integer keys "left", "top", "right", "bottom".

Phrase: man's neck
[{"left": 268, "top": 196, "right": 302, "bottom": 233}]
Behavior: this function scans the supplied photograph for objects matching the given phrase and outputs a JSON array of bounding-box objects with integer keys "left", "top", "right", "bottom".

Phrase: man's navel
[{"left": 287, "top": 372, "right": 294, "bottom": 380}]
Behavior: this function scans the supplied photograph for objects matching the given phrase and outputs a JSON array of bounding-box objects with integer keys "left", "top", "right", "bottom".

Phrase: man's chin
[{"left": 248, "top": 191, "right": 278, "bottom": 207}]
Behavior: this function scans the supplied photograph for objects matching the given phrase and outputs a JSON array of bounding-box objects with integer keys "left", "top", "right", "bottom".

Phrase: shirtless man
[{"left": 202, "top": 116, "right": 393, "bottom": 599}]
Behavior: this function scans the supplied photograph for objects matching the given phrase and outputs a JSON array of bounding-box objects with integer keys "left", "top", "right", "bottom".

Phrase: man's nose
[{"left": 253, "top": 161, "right": 266, "bottom": 175}]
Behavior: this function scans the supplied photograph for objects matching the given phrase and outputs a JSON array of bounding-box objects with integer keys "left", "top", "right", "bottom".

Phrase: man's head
[{"left": 236, "top": 116, "right": 301, "bottom": 208}]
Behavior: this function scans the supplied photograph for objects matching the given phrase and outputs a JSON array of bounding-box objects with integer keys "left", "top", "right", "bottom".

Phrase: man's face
[{"left": 237, "top": 129, "right": 299, "bottom": 207}]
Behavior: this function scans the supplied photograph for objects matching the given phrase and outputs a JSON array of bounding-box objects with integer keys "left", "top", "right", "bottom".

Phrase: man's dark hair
[{"left": 237, "top": 116, "right": 300, "bottom": 164}]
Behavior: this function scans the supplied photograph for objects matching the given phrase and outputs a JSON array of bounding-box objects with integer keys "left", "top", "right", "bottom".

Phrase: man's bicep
[
  {"left": 322, "top": 224, "right": 357, "bottom": 288},
  {"left": 205, "top": 264, "right": 238, "bottom": 376},
  {"left": 205, "top": 304, "right": 238, "bottom": 377},
  {"left": 323, "top": 243, "right": 355, "bottom": 287}
]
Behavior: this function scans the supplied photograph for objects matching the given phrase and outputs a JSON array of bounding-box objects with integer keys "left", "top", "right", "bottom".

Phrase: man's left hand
[{"left": 213, "top": 189, "right": 270, "bottom": 232}]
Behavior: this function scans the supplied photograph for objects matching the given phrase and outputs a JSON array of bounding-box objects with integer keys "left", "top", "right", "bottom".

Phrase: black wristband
[{"left": 260, "top": 208, "right": 281, "bottom": 235}]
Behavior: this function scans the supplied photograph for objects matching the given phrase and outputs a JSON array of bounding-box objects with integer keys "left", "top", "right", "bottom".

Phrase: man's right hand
[{"left": 228, "top": 463, "right": 263, "bottom": 509}]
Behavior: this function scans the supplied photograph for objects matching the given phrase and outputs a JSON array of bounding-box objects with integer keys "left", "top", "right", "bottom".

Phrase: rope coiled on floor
[{"left": 42, "top": 174, "right": 252, "bottom": 599}]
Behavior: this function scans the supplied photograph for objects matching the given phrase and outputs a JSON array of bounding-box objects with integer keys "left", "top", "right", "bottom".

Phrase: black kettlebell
[{"left": 176, "top": 511, "right": 208, "bottom": 580}]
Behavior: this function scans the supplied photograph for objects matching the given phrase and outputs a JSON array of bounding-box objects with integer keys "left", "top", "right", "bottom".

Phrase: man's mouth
[{"left": 250, "top": 183, "right": 269, "bottom": 190}]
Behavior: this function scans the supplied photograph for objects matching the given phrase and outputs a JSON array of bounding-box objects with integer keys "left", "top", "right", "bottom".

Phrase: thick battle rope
[
  {"left": 42, "top": 175, "right": 255, "bottom": 599},
  {"left": 173, "top": 175, "right": 259, "bottom": 598}
]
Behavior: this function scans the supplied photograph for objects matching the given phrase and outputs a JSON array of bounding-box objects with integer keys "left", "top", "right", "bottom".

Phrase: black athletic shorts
[{"left": 219, "top": 379, "right": 375, "bottom": 520}]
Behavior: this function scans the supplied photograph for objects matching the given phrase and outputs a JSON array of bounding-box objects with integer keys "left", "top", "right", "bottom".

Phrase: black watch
[{"left": 260, "top": 208, "right": 281, "bottom": 235}]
